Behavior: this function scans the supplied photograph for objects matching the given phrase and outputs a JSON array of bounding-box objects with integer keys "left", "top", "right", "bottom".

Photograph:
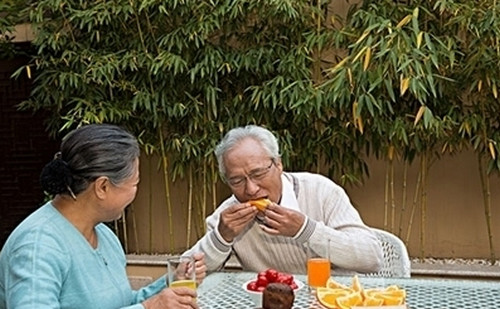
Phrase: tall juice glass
[
  {"left": 167, "top": 255, "right": 197, "bottom": 292},
  {"left": 307, "top": 240, "right": 331, "bottom": 289},
  {"left": 307, "top": 258, "right": 331, "bottom": 288}
]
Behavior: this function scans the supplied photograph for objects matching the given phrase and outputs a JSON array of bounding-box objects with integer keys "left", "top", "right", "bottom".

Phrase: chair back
[{"left": 366, "top": 228, "right": 411, "bottom": 278}]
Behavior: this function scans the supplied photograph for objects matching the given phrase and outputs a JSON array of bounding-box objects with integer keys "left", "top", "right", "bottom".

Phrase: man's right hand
[{"left": 218, "top": 203, "right": 258, "bottom": 242}]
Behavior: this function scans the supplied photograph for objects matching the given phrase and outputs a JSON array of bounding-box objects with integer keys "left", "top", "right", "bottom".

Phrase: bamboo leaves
[{"left": 6, "top": 0, "right": 500, "bottom": 258}]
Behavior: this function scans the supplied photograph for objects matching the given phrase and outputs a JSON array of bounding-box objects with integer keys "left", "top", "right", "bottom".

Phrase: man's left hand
[{"left": 259, "top": 203, "right": 305, "bottom": 237}]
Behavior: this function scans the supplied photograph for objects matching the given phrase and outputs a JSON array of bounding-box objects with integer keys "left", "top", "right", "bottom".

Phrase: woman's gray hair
[
  {"left": 214, "top": 125, "right": 281, "bottom": 178},
  {"left": 40, "top": 124, "right": 140, "bottom": 197}
]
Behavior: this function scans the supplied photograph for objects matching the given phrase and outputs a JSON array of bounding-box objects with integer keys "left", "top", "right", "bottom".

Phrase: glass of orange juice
[
  {"left": 306, "top": 240, "right": 331, "bottom": 289},
  {"left": 167, "top": 255, "right": 197, "bottom": 290}
]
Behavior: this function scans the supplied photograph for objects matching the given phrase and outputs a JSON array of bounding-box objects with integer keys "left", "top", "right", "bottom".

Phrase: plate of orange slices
[{"left": 316, "top": 275, "right": 406, "bottom": 309}]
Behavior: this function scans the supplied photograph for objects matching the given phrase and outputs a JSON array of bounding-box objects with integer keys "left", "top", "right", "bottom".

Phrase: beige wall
[
  {"left": 128, "top": 150, "right": 499, "bottom": 260},
  {"left": 3, "top": 24, "right": 34, "bottom": 42},
  {"left": 347, "top": 150, "right": 500, "bottom": 259},
  {"left": 126, "top": 156, "right": 232, "bottom": 254}
]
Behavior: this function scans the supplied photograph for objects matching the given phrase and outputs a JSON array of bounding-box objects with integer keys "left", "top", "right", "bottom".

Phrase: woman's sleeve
[
  {"left": 3, "top": 242, "right": 69, "bottom": 309},
  {"left": 130, "top": 275, "right": 167, "bottom": 303}
]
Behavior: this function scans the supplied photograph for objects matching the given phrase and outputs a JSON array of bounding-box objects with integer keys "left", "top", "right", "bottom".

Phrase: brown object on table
[{"left": 262, "top": 283, "right": 295, "bottom": 309}]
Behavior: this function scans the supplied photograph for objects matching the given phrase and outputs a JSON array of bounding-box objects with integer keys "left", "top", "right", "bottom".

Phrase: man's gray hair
[{"left": 214, "top": 125, "right": 281, "bottom": 178}]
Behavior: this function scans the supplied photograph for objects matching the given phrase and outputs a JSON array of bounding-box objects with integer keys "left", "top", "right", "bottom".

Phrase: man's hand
[
  {"left": 218, "top": 203, "right": 258, "bottom": 242},
  {"left": 192, "top": 252, "right": 207, "bottom": 284},
  {"left": 259, "top": 203, "right": 305, "bottom": 237}
]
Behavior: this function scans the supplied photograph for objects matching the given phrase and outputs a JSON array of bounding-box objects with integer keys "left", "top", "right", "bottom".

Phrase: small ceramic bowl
[{"left": 241, "top": 279, "right": 304, "bottom": 308}]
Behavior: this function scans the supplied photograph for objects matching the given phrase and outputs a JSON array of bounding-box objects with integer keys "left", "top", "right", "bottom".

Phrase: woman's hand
[
  {"left": 192, "top": 252, "right": 207, "bottom": 284},
  {"left": 142, "top": 286, "right": 198, "bottom": 309}
]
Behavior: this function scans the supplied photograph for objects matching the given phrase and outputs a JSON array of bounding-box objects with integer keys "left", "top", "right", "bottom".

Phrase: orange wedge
[
  {"left": 336, "top": 291, "right": 363, "bottom": 309},
  {"left": 369, "top": 288, "right": 406, "bottom": 306},
  {"left": 249, "top": 198, "right": 271, "bottom": 211},
  {"left": 317, "top": 287, "right": 350, "bottom": 308},
  {"left": 326, "top": 277, "right": 349, "bottom": 289},
  {"left": 317, "top": 287, "right": 351, "bottom": 298},
  {"left": 363, "top": 288, "right": 383, "bottom": 298},
  {"left": 379, "top": 294, "right": 405, "bottom": 305},
  {"left": 362, "top": 296, "right": 384, "bottom": 306},
  {"left": 351, "top": 275, "right": 362, "bottom": 292},
  {"left": 385, "top": 285, "right": 402, "bottom": 291}
]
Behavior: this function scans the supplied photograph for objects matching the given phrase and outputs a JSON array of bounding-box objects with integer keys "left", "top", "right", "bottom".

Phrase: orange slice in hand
[{"left": 249, "top": 198, "right": 271, "bottom": 211}]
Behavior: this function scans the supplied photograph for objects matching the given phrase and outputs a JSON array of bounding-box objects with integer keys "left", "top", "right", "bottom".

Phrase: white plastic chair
[{"left": 365, "top": 228, "right": 411, "bottom": 278}]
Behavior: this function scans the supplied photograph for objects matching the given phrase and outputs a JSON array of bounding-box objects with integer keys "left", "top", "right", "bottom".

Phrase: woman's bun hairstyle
[{"left": 40, "top": 154, "right": 74, "bottom": 196}]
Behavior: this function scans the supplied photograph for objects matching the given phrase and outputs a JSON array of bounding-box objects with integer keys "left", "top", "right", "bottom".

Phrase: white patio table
[{"left": 197, "top": 271, "right": 500, "bottom": 309}]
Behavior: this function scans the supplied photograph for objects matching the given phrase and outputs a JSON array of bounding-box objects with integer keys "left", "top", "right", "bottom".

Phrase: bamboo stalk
[
  {"left": 211, "top": 160, "right": 218, "bottom": 214},
  {"left": 130, "top": 202, "right": 139, "bottom": 254},
  {"left": 384, "top": 160, "right": 390, "bottom": 230},
  {"left": 420, "top": 152, "right": 428, "bottom": 259},
  {"left": 405, "top": 169, "right": 421, "bottom": 245},
  {"left": 148, "top": 155, "right": 153, "bottom": 252},
  {"left": 477, "top": 100, "right": 496, "bottom": 264},
  {"left": 159, "top": 126, "right": 175, "bottom": 252},
  {"left": 201, "top": 161, "right": 208, "bottom": 236},
  {"left": 477, "top": 153, "right": 496, "bottom": 263},
  {"left": 398, "top": 163, "right": 408, "bottom": 238},
  {"left": 114, "top": 220, "right": 119, "bottom": 241},
  {"left": 186, "top": 165, "right": 193, "bottom": 248},
  {"left": 193, "top": 187, "right": 204, "bottom": 239},
  {"left": 121, "top": 209, "right": 128, "bottom": 252},
  {"left": 311, "top": 0, "right": 322, "bottom": 86},
  {"left": 390, "top": 156, "right": 395, "bottom": 233}
]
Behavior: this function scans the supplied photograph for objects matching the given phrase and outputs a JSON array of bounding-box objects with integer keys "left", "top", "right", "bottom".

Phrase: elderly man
[{"left": 184, "top": 125, "right": 383, "bottom": 275}]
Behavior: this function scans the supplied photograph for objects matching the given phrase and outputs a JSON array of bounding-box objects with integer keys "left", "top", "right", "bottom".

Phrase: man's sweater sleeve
[{"left": 183, "top": 208, "right": 233, "bottom": 272}]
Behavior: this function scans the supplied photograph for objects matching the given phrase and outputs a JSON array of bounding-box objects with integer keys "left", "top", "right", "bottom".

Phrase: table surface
[{"left": 197, "top": 271, "right": 500, "bottom": 309}]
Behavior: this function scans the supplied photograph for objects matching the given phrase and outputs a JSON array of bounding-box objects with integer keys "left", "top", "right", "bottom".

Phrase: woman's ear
[{"left": 93, "top": 176, "right": 110, "bottom": 200}]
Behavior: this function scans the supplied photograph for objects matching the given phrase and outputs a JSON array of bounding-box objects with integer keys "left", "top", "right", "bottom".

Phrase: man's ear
[
  {"left": 275, "top": 158, "right": 284, "bottom": 173},
  {"left": 93, "top": 176, "right": 110, "bottom": 200}
]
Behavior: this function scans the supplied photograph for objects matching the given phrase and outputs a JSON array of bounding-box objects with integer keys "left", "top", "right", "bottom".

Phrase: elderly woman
[{"left": 0, "top": 124, "right": 205, "bottom": 309}]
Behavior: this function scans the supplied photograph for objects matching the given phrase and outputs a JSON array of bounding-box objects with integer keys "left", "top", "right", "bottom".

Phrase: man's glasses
[{"left": 226, "top": 160, "right": 275, "bottom": 188}]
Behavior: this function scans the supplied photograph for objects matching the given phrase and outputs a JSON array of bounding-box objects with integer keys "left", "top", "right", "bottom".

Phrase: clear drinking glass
[
  {"left": 166, "top": 255, "right": 197, "bottom": 290},
  {"left": 307, "top": 240, "right": 331, "bottom": 289}
]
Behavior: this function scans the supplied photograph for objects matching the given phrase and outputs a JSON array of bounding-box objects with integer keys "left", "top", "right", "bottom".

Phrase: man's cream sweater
[{"left": 185, "top": 172, "right": 383, "bottom": 275}]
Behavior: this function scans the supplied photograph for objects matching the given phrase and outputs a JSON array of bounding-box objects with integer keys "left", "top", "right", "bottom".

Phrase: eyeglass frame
[{"left": 225, "top": 159, "right": 276, "bottom": 188}]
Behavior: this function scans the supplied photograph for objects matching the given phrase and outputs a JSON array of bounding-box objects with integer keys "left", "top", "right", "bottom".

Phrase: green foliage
[
  {"left": 320, "top": 0, "right": 500, "bottom": 174},
  {"left": 10, "top": 0, "right": 500, "bottom": 183},
  {"left": 14, "top": 0, "right": 359, "bottom": 183},
  {"left": 0, "top": 0, "right": 30, "bottom": 58},
  {"left": 5, "top": 0, "right": 500, "bottom": 257}
]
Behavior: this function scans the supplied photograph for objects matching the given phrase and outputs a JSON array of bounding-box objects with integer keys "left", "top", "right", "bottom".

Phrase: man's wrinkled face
[{"left": 223, "top": 138, "right": 283, "bottom": 204}]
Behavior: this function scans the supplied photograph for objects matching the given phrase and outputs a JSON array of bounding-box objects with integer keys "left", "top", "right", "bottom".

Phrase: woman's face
[
  {"left": 223, "top": 138, "right": 283, "bottom": 204},
  {"left": 102, "top": 158, "right": 140, "bottom": 221}
]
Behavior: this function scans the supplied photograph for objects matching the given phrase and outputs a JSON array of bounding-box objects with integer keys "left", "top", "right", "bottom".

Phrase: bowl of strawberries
[{"left": 242, "top": 268, "right": 304, "bottom": 307}]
